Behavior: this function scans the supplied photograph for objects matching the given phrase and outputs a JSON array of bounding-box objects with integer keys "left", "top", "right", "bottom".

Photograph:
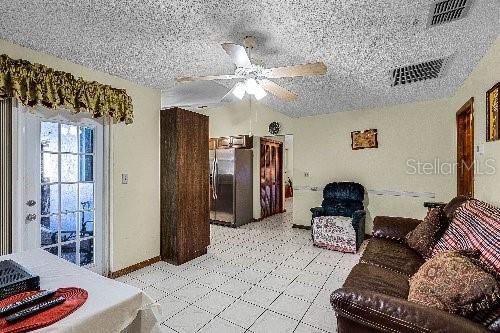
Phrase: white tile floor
[{"left": 116, "top": 199, "right": 365, "bottom": 333}]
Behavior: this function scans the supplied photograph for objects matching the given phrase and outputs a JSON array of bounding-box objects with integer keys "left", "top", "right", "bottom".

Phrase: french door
[{"left": 19, "top": 109, "right": 104, "bottom": 273}]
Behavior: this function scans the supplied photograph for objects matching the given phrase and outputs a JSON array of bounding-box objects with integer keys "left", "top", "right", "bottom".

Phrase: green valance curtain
[{"left": 0, "top": 54, "right": 133, "bottom": 124}]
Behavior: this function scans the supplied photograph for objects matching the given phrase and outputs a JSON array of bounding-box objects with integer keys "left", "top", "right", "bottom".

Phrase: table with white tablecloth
[{"left": 1, "top": 249, "right": 161, "bottom": 333}]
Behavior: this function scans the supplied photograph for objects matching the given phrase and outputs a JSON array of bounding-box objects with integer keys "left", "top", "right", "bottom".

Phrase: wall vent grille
[
  {"left": 391, "top": 58, "right": 447, "bottom": 87},
  {"left": 428, "top": 0, "right": 473, "bottom": 27}
]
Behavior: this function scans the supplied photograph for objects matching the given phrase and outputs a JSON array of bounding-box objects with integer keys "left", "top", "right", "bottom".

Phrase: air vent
[
  {"left": 391, "top": 58, "right": 447, "bottom": 87},
  {"left": 427, "top": 0, "right": 474, "bottom": 27}
]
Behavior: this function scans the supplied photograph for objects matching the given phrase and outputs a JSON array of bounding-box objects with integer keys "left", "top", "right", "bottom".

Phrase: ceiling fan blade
[
  {"left": 219, "top": 83, "right": 239, "bottom": 103},
  {"left": 259, "top": 79, "right": 298, "bottom": 102},
  {"left": 221, "top": 43, "right": 252, "bottom": 68},
  {"left": 176, "top": 74, "right": 240, "bottom": 82},
  {"left": 264, "top": 62, "right": 327, "bottom": 79}
]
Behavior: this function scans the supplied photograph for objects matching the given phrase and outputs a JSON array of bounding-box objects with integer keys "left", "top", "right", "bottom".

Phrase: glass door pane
[{"left": 39, "top": 121, "right": 96, "bottom": 267}]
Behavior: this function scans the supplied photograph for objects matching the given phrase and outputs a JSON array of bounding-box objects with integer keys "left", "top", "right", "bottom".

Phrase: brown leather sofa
[{"left": 330, "top": 196, "right": 495, "bottom": 333}]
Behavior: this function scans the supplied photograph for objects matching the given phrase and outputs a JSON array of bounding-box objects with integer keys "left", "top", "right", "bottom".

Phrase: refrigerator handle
[
  {"left": 211, "top": 157, "right": 216, "bottom": 200},
  {"left": 213, "top": 157, "right": 218, "bottom": 200}
]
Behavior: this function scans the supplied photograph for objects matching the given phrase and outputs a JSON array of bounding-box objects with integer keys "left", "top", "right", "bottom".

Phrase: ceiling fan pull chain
[{"left": 249, "top": 95, "right": 253, "bottom": 136}]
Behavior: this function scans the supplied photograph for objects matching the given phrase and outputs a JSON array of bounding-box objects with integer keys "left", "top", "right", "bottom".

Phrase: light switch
[
  {"left": 476, "top": 144, "right": 485, "bottom": 155},
  {"left": 121, "top": 174, "right": 128, "bottom": 184},
  {"left": 304, "top": 172, "right": 310, "bottom": 177}
]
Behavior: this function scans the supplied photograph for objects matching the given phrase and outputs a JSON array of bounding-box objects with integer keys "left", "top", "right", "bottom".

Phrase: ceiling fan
[{"left": 175, "top": 36, "right": 327, "bottom": 102}]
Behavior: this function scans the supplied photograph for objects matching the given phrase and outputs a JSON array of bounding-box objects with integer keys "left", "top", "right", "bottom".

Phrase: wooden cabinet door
[{"left": 161, "top": 107, "right": 209, "bottom": 265}]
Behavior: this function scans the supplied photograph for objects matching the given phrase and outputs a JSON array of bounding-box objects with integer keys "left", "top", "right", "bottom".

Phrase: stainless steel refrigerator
[{"left": 209, "top": 148, "right": 253, "bottom": 227}]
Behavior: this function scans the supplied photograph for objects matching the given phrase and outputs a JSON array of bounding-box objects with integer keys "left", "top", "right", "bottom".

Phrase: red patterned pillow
[
  {"left": 432, "top": 199, "right": 500, "bottom": 274},
  {"left": 408, "top": 251, "right": 500, "bottom": 316}
]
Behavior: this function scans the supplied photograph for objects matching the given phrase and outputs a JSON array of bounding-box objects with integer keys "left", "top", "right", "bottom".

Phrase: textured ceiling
[{"left": 0, "top": 0, "right": 498, "bottom": 117}]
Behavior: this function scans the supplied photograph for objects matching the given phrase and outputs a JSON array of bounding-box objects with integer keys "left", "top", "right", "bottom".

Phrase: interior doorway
[
  {"left": 260, "top": 134, "right": 294, "bottom": 219},
  {"left": 456, "top": 97, "right": 474, "bottom": 197}
]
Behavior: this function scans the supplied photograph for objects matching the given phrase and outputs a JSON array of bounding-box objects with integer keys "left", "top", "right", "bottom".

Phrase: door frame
[
  {"left": 456, "top": 97, "right": 474, "bottom": 197},
  {"left": 11, "top": 102, "right": 112, "bottom": 276}
]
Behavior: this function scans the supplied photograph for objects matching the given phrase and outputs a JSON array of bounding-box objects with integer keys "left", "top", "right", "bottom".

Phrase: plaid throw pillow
[{"left": 432, "top": 199, "right": 500, "bottom": 274}]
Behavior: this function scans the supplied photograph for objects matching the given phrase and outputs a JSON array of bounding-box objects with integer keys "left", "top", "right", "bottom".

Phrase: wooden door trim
[
  {"left": 456, "top": 97, "right": 474, "bottom": 116},
  {"left": 456, "top": 97, "right": 474, "bottom": 197}
]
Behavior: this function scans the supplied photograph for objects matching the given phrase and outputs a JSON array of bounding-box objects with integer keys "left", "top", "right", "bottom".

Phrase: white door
[{"left": 20, "top": 108, "right": 104, "bottom": 274}]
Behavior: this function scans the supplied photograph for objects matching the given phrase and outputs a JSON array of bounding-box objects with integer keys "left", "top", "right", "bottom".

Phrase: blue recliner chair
[{"left": 310, "top": 182, "right": 366, "bottom": 251}]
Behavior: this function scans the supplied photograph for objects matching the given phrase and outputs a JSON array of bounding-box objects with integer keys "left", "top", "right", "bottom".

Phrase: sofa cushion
[
  {"left": 372, "top": 216, "right": 422, "bottom": 242},
  {"left": 432, "top": 199, "right": 500, "bottom": 274},
  {"left": 361, "top": 238, "right": 425, "bottom": 277},
  {"left": 342, "top": 263, "right": 409, "bottom": 298},
  {"left": 408, "top": 250, "right": 500, "bottom": 316},
  {"left": 406, "top": 207, "right": 448, "bottom": 258}
]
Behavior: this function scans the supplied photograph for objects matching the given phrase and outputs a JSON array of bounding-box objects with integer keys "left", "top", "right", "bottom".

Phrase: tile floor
[{"left": 116, "top": 199, "right": 365, "bottom": 333}]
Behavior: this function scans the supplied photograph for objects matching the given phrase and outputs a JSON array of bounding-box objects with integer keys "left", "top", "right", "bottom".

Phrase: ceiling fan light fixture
[
  {"left": 244, "top": 78, "right": 259, "bottom": 95},
  {"left": 253, "top": 84, "right": 267, "bottom": 100},
  {"left": 232, "top": 82, "right": 246, "bottom": 100}
]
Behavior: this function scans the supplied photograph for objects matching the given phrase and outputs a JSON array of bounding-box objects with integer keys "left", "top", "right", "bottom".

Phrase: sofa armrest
[
  {"left": 310, "top": 207, "right": 325, "bottom": 218},
  {"left": 352, "top": 210, "right": 366, "bottom": 229},
  {"left": 352, "top": 210, "right": 366, "bottom": 250},
  {"left": 372, "top": 216, "right": 422, "bottom": 241},
  {"left": 331, "top": 287, "right": 488, "bottom": 333}
]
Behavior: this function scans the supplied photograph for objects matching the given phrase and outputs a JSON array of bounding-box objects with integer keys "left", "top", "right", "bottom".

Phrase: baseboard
[
  {"left": 292, "top": 224, "right": 311, "bottom": 230},
  {"left": 110, "top": 256, "right": 161, "bottom": 279}
]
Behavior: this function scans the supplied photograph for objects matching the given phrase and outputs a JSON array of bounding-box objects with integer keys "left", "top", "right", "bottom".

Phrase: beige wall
[
  {"left": 293, "top": 97, "right": 456, "bottom": 230},
  {"left": 202, "top": 100, "right": 294, "bottom": 137},
  {"left": 452, "top": 36, "right": 500, "bottom": 207},
  {"left": 1, "top": 39, "right": 161, "bottom": 272},
  {"left": 295, "top": 36, "right": 500, "bottom": 230},
  {"left": 284, "top": 134, "right": 294, "bottom": 182},
  {"left": 204, "top": 36, "right": 500, "bottom": 232}
]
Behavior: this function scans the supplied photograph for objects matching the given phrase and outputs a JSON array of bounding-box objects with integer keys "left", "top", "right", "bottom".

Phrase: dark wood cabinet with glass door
[{"left": 260, "top": 137, "right": 283, "bottom": 218}]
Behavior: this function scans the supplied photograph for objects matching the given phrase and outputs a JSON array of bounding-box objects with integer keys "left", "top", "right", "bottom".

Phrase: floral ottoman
[{"left": 312, "top": 215, "right": 356, "bottom": 253}]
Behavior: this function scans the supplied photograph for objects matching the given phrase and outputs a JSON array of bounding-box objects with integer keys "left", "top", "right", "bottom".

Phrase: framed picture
[
  {"left": 351, "top": 129, "right": 378, "bottom": 150},
  {"left": 486, "top": 82, "right": 500, "bottom": 142}
]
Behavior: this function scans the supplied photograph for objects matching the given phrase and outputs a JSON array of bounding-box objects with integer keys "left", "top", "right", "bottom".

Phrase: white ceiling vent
[
  {"left": 427, "top": 0, "right": 474, "bottom": 27},
  {"left": 391, "top": 58, "right": 448, "bottom": 87}
]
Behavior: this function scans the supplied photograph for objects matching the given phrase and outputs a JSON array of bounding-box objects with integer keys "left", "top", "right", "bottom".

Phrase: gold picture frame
[
  {"left": 486, "top": 82, "right": 499, "bottom": 142},
  {"left": 351, "top": 129, "right": 378, "bottom": 150}
]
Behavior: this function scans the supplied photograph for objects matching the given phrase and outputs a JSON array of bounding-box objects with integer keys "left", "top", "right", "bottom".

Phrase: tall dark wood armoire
[{"left": 160, "top": 107, "right": 210, "bottom": 265}]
